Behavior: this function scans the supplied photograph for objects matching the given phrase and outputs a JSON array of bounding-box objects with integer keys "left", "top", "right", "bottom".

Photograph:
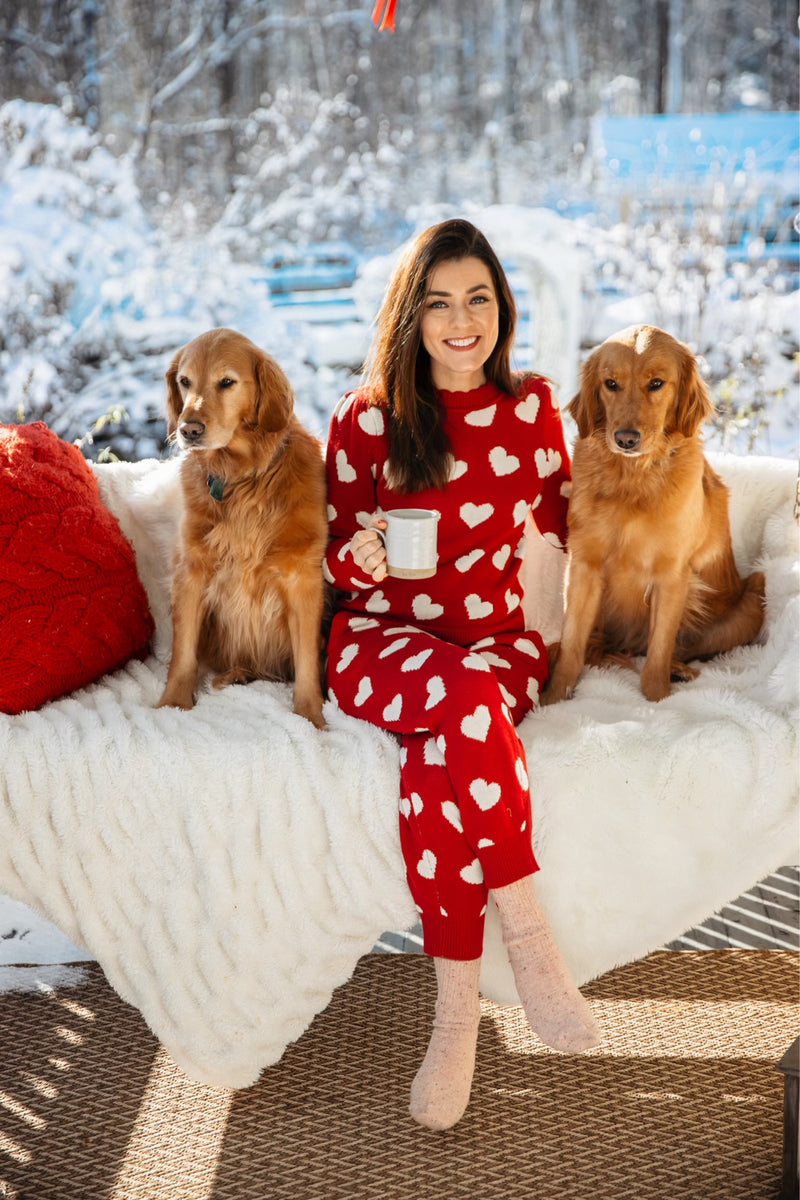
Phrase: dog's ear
[
  {"left": 568, "top": 349, "right": 603, "bottom": 438},
  {"left": 164, "top": 352, "right": 186, "bottom": 436},
  {"left": 253, "top": 350, "right": 294, "bottom": 433},
  {"left": 674, "top": 345, "right": 713, "bottom": 437}
]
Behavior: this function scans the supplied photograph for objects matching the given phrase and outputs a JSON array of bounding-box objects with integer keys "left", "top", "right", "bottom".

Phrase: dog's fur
[
  {"left": 544, "top": 325, "right": 765, "bottom": 704},
  {"left": 156, "top": 328, "right": 328, "bottom": 728}
]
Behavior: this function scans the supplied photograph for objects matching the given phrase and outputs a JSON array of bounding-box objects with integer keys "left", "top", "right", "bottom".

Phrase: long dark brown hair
[{"left": 365, "top": 218, "right": 518, "bottom": 493}]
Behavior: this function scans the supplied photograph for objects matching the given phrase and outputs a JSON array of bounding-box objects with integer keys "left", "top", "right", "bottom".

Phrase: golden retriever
[
  {"left": 544, "top": 324, "right": 765, "bottom": 704},
  {"left": 156, "top": 327, "right": 328, "bottom": 728}
]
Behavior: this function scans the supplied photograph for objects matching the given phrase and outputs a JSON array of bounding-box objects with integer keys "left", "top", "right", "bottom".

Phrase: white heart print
[
  {"left": 515, "top": 758, "right": 529, "bottom": 789},
  {"left": 441, "top": 801, "right": 463, "bottom": 832},
  {"left": 383, "top": 693, "right": 403, "bottom": 721},
  {"left": 335, "top": 448, "right": 357, "bottom": 483},
  {"left": 469, "top": 778, "right": 502, "bottom": 810},
  {"left": 460, "top": 858, "right": 484, "bottom": 885},
  {"left": 489, "top": 446, "right": 521, "bottom": 476},
  {"left": 456, "top": 549, "right": 484, "bottom": 573},
  {"left": 450, "top": 459, "right": 468, "bottom": 481},
  {"left": 493, "top": 544, "right": 511, "bottom": 571},
  {"left": 335, "top": 643, "right": 360, "bottom": 673},
  {"left": 465, "top": 594, "right": 493, "bottom": 620},
  {"left": 461, "top": 704, "right": 491, "bottom": 741},
  {"left": 354, "top": 676, "right": 373, "bottom": 706},
  {"left": 412, "top": 594, "right": 444, "bottom": 620},
  {"left": 535, "top": 446, "right": 563, "bottom": 478},
  {"left": 515, "top": 393, "right": 540, "bottom": 423},
  {"left": 425, "top": 676, "right": 446, "bottom": 709},
  {"left": 460, "top": 502, "right": 494, "bottom": 528},
  {"left": 379, "top": 636, "right": 410, "bottom": 658},
  {"left": 365, "top": 590, "right": 391, "bottom": 613},
  {"left": 357, "top": 407, "right": 385, "bottom": 435},
  {"left": 401, "top": 648, "right": 434, "bottom": 672},
  {"left": 464, "top": 404, "right": 496, "bottom": 427},
  {"left": 418, "top": 849, "right": 437, "bottom": 879}
]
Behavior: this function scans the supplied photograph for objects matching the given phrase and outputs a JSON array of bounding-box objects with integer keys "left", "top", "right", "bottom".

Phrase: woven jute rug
[{"left": 0, "top": 950, "right": 796, "bottom": 1200}]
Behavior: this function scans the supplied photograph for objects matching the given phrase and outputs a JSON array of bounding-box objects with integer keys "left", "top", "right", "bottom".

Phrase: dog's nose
[
  {"left": 614, "top": 428, "right": 641, "bottom": 452},
  {"left": 179, "top": 420, "right": 206, "bottom": 444}
]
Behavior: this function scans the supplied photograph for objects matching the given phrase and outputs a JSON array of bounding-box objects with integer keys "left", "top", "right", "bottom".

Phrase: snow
[{"left": 0, "top": 98, "right": 798, "bottom": 975}]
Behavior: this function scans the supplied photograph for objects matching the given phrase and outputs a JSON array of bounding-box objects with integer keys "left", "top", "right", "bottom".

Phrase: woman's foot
[
  {"left": 493, "top": 876, "right": 601, "bottom": 1053},
  {"left": 409, "top": 956, "right": 482, "bottom": 1130}
]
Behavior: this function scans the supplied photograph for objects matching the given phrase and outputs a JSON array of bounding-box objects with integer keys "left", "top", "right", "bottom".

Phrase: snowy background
[{"left": 0, "top": 98, "right": 797, "bottom": 468}]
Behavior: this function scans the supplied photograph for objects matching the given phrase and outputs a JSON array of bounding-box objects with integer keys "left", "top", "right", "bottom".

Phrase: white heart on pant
[
  {"left": 465, "top": 593, "right": 493, "bottom": 620},
  {"left": 506, "top": 590, "right": 521, "bottom": 613},
  {"left": 514, "top": 637, "right": 541, "bottom": 658},
  {"left": 442, "top": 801, "right": 463, "bottom": 832},
  {"left": 410, "top": 792, "right": 424, "bottom": 815},
  {"left": 412, "top": 594, "right": 444, "bottom": 620},
  {"left": 379, "top": 636, "right": 410, "bottom": 658},
  {"left": 418, "top": 849, "right": 437, "bottom": 879},
  {"left": 499, "top": 684, "right": 516, "bottom": 708},
  {"left": 464, "top": 653, "right": 491, "bottom": 672},
  {"left": 365, "top": 590, "right": 391, "bottom": 613},
  {"left": 480, "top": 651, "right": 510, "bottom": 669},
  {"left": 460, "top": 501, "right": 494, "bottom": 528},
  {"left": 425, "top": 675, "right": 446, "bottom": 709},
  {"left": 354, "top": 676, "right": 373, "bottom": 706},
  {"left": 460, "top": 858, "right": 484, "bottom": 885},
  {"left": 383, "top": 693, "right": 403, "bottom": 721},
  {"left": 461, "top": 704, "right": 491, "bottom": 741},
  {"left": 399, "top": 796, "right": 411, "bottom": 818},
  {"left": 478, "top": 838, "right": 495, "bottom": 848},
  {"left": 424, "top": 737, "right": 445, "bottom": 766},
  {"left": 335, "top": 448, "right": 357, "bottom": 482},
  {"left": 402, "top": 648, "right": 433, "bottom": 672},
  {"left": 515, "top": 393, "right": 540, "bottom": 423},
  {"left": 469, "top": 778, "right": 502, "bottom": 810},
  {"left": 515, "top": 758, "right": 529, "bottom": 789},
  {"left": 489, "top": 446, "right": 520, "bottom": 476},
  {"left": 335, "top": 643, "right": 360, "bottom": 672}
]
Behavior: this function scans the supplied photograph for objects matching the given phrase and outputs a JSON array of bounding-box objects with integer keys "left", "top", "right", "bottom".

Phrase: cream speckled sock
[
  {"left": 493, "top": 875, "right": 601, "bottom": 1054},
  {"left": 409, "top": 956, "right": 482, "bottom": 1131}
]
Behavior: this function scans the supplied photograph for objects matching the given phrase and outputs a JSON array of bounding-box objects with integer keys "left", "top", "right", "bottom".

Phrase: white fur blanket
[{"left": 0, "top": 452, "right": 797, "bottom": 1088}]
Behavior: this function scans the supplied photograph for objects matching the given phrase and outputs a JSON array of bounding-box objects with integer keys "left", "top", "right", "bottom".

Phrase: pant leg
[{"left": 327, "top": 613, "right": 548, "bottom": 959}]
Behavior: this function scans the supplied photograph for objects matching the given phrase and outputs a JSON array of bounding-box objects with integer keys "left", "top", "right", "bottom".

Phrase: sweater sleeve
[
  {"left": 323, "top": 391, "right": 386, "bottom": 591},
  {"left": 527, "top": 379, "right": 572, "bottom": 550}
]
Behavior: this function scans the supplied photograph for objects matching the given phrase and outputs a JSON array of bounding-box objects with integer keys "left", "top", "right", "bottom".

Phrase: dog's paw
[{"left": 155, "top": 687, "right": 197, "bottom": 710}]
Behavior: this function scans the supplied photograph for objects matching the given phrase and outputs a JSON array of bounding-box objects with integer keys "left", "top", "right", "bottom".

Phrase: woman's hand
[{"left": 350, "top": 517, "right": 388, "bottom": 582}]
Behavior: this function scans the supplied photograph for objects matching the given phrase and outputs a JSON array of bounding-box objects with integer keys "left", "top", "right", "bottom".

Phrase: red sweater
[{"left": 324, "top": 376, "right": 571, "bottom": 646}]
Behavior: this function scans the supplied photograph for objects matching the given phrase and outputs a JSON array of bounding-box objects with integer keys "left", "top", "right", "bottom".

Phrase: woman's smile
[{"left": 421, "top": 257, "right": 499, "bottom": 391}]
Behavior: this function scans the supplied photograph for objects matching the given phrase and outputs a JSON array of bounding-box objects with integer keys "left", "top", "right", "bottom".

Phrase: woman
[{"left": 323, "top": 218, "right": 600, "bottom": 1130}]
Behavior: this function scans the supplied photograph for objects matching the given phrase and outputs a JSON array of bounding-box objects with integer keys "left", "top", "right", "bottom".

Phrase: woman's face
[{"left": 419, "top": 256, "right": 500, "bottom": 392}]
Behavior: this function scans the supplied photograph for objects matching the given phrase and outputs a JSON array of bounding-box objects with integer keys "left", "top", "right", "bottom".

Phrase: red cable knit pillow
[{"left": 0, "top": 422, "right": 155, "bottom": 714}]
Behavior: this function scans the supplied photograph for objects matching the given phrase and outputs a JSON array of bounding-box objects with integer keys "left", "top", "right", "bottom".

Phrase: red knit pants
[{"left": 327, "top": 612, "right": 549, "bottom": 959}]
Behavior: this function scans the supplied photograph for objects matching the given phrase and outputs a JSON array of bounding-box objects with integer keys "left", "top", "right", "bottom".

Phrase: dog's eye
[
  {"left": 648, "top": 378, "right": 664, "bottom": 391},
  {"left": 604, "top": 379, "right": 619, "bottom": 391},
  {"left": 218, "top": 378, "right": 235, "bottom": 390},
  {"left": 178, "top": 376, "right": 191, "bottom": 389}
]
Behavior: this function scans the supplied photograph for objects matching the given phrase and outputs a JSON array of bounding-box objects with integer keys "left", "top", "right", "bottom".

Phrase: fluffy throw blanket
[{"left": 0, "top": 452, "right": 797, "bottom": 1088}]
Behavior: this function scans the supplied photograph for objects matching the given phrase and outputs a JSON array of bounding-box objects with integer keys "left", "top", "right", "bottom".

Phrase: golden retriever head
[
  {"left": 569, "top": 325, "right": 712, "bottom": 457},
  {"left": 165, "top": 328, "right": 293, "bottom": 452}
]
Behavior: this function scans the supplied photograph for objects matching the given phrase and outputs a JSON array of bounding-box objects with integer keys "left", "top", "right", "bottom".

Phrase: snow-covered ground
[{"left": 0, "top": 99, "right": 797, "bottom": 971}]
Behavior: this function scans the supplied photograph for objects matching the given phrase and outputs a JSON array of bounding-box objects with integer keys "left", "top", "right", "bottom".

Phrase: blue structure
[{"left": 588, "top": 112, "right": 799, "bottom": 190}]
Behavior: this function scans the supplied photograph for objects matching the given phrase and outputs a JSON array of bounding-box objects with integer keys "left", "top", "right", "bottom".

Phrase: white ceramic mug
[{"left": 377, "top": 509, "right": 439, "bottom": 579}]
